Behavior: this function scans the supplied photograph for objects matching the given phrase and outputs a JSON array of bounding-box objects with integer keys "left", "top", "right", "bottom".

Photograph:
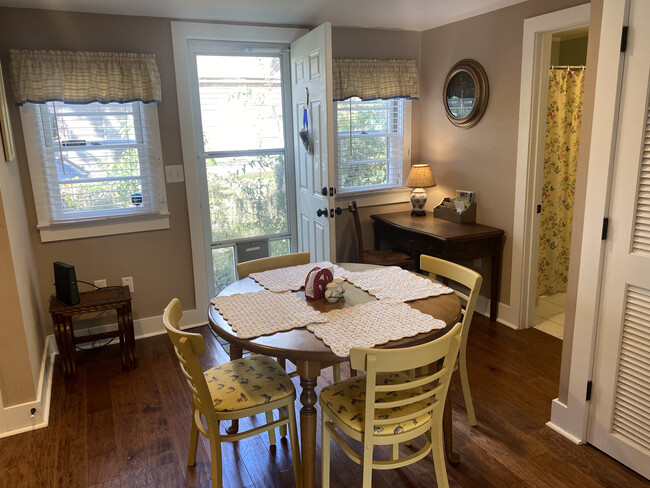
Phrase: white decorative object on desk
[{"left": 324, "top": 278, "right": 345, "bottom": 302}]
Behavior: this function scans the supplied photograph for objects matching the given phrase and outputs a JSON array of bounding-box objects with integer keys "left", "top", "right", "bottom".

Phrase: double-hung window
[
  {"left": 335, "top": 97, "right": 409, "bottom": 193},
  {"left": 11, "top": 49, "right": 167, "bottom": 242}
]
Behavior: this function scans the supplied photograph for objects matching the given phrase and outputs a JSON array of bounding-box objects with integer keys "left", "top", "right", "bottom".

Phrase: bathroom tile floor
[{"left": 534, "top": 292, "right": 566, "bottom": 340}]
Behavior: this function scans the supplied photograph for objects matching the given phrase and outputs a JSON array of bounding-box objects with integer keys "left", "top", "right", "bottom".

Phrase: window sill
[
  {"left": 335, "top": 188, "right": 411, "bottom": 208},
  {"left": 38, "top": 213, "right": 170, "bottom": 242}
]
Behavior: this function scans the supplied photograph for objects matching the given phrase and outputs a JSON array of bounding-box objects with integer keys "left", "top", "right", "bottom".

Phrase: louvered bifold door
[{"left": 588, "top": 0, "right": 650, "bottom": 479}]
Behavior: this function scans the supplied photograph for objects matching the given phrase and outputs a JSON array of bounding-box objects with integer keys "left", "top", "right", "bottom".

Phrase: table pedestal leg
[
  {"left": 443, "top": 393, "right": 460, "bottom": 464},
  {"left": 227, "top": 345, "right": 243, "bottom": 435},
  {"left": 297, "top": 360, "right": 321, "bottom": 488}
]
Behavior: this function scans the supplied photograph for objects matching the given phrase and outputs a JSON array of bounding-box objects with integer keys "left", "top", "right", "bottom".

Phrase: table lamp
[{"left": 405, "top": 164, "right": 436, "bottom": 216}]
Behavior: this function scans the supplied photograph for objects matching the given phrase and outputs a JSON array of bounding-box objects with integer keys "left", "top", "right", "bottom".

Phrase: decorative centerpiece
[
  {"left": 324, "top": 278, "right": 346, "bottom": 303},
  {"left": 304, "top": 267, "right": 333, "bottom": 300}
]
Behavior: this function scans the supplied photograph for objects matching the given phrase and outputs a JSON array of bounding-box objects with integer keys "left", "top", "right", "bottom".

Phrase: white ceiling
[{"left": 0, "top": 0, "right": 526, "bottom": 32}]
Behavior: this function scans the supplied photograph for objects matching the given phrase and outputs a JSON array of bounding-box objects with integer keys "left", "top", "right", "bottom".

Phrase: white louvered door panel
[{"left": 588, "top": 0, "right": 650, "bottom": 478}]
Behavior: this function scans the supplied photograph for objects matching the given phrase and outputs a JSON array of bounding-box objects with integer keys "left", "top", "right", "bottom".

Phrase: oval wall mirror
[{"left": 443, "top": 59, "right": 489, "bottom": 128}]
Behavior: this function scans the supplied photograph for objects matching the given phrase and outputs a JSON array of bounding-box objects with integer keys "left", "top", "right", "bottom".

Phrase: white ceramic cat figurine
[{"left": 324, "top": 278, "right": 345, "bottom": 303}]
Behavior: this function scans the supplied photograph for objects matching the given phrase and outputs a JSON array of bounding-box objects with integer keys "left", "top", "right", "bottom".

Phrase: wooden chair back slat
[{"left": 236, "top": 252, "right": 311, "bottom": 279}]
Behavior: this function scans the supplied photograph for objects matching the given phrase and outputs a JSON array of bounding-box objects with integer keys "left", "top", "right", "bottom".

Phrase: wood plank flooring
[{"left": 0, "top": 314, "right": 647, "bottom": 487}]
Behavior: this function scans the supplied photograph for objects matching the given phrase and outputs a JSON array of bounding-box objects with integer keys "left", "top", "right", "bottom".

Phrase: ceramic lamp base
[{"left": 410, "top": 188, "right": 428, "bottom": 216}]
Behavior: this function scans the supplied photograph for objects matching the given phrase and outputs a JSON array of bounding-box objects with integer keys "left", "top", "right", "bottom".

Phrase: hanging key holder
[{"left": 298, "top": 87, "right": 314, "bottom": 155}]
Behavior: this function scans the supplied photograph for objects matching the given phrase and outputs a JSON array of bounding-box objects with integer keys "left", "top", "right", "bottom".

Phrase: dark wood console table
[
  {"left": 49, "top": 286, "right": 135, "bottom": 377},
  {"left": 371, "top": 212, "right": 504, "bottom": 321}
]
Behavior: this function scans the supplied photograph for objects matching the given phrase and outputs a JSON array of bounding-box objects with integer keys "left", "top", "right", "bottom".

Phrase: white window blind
[
  {"left": 335, "top": 98, "right": 406, "bottom": 193},
  {"left": 21, "top": 101, "right": 168, "bottom": 239}
]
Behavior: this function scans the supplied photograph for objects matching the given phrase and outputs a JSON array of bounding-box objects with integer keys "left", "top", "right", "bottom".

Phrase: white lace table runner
[
  {"left": 211, "top": 291, "right": 328, "bottom": 339},
  {"left": 344, "top": 266, "right": 454, "bottom": 302},
  {"left": 308, "top": 301, "right": 447, "bottom": 357},
  {"left": 249, "top": 261, "right": 348, "bottom": 292}
]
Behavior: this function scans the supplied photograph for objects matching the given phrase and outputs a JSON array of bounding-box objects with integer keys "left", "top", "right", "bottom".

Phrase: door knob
[
  {"left": 335, "top": 207, "right": 342, "bottom": 215},
  {"left": 316, "top": 208, "right": 328, "bottom": 217}
]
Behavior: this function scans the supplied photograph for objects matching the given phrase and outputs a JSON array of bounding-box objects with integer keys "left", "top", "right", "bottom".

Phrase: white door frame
[
  {"left": 546, "top": 0, "right": 629, "bottom": 442},
  {"left": 510, "top": 3, "right": 591, "bottom": 331},
  {"left": 171, "top": 22, "right": 308, "bottom": 316}
]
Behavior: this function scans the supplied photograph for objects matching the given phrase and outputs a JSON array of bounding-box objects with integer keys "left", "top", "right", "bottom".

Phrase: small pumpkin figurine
[{"left": 304, "top": 267, "right": 333, "bottom": 300}]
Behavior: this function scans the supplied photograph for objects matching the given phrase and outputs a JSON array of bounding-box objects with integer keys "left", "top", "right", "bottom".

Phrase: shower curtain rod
[{"left": 551, "top": 65, "right": 586, "bottom": 69}]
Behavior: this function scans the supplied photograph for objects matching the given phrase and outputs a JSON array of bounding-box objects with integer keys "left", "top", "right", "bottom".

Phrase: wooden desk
[
  {"left": 371, "top": 213, "right": 504, "bottom": 321},
  {"left": 208, "top": 263, "right": 461, "bottom": 488},
  {"left": 49, "top": 286, "right": 136, "bottom": 377}
]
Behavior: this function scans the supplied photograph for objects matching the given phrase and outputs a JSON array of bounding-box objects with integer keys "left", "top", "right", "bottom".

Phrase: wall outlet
[
  {"left": 121, "top": 276, "right": 134, "bottom": 293},
  {"left": 165, "top": 165, "right": 185, "bottom": 183},
  {"left": 94, "top": 279, "right": 107, "bottom": 288}
]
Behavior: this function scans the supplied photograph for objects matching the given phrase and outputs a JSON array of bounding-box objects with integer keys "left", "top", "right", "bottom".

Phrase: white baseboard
[
  {"left": 0, "top": 335, "right": 56, "bottom": 439},
  {"left": 0, "top": 308, "right": 205, "bottom": 439},
  {"left": 474, "top": 295, "right": 518, "bottom": 329},
  {"left": 546, "top": 398, "right": 584, "bottom": 445}
]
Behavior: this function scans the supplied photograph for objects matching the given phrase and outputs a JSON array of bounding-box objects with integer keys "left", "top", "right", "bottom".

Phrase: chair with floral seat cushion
[
  {"left": 163, "top": 298, "right": 302, "bottom": 488},
  {"left": 320, "top": 322, "right": 463, "bottom": 488},
  {"left": 419, "top": 254, "right": 483, "bottom": 426}
]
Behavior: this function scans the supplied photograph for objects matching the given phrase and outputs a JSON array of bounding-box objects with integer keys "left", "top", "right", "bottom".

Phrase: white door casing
[
  {"left": 290, "top": 23, "right": 336, "bottom": 263},
  {"left": 588, "top": 0, "right": 650, "bottom": 477}
]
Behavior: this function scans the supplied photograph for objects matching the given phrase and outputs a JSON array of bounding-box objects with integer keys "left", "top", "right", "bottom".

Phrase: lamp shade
[{"left": 405, "top": 164, "right": 436, "bottom": 188}]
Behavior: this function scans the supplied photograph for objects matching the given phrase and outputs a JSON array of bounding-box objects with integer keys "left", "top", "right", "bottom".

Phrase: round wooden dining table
[{"left": 208, "top": 263, "right": 462, "bottom": 488}]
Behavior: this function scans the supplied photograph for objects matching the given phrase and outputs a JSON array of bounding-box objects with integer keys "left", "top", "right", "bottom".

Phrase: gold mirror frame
[{"left": 443, "top": 59, "right": 489, "bottom": 129}]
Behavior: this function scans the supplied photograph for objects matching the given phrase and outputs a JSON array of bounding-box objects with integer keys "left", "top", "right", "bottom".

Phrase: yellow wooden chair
[
  {"left": 236, "top": 252, "right": 342, "bottom": 383},
  {"left": 320, "top": 322, "right": 463, "bottom": 488},
  {"left": 419, "top": 254, "right": 483, "bottom": 426},
  {"left": 163, "top": 299, "right": 302, "bottom": 488}
]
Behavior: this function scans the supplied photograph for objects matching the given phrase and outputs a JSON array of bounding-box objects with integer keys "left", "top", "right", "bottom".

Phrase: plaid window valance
[
  {"left": 332, "top": 59, "right": 419, "bottom": 102},
  {"left": 9, "top": 49, "right": 161, "bottom": 105}
]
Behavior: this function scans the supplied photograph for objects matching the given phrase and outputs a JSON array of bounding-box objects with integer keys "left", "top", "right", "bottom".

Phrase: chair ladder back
[
  {"left": 163, "top": 299, "right": 220, "bottom": 430},
  {"left": 236, "top": 252, "right": 311, "bottom": 279},
  {"left": 347, "top": 201, "right": 366, "bottom": 264}
]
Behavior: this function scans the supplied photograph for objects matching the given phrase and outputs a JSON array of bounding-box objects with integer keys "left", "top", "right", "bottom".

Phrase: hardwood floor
[{"left": 0, "top": 314, "right": 647, "bottom": 487}]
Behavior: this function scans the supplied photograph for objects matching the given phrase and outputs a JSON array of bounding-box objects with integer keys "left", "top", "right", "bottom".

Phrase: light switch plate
[{"left": 165, "top": 165, "right": 185, "bottom": 183}]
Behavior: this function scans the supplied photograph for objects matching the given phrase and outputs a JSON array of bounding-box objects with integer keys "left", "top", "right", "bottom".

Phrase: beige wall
[
  {"left": 0, "top": 139, "right": 42, "bottom": 407},
  {"left": 0, "top": 8, "right": 196, "bottom": 333},
  {"left": 417, "top": 0, "right": 588, "bottom": 305},
  {"left": 331, "top": 27, "right": 422, "bottom": 262}
]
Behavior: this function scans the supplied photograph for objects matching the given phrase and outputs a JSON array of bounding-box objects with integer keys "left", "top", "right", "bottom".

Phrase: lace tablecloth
[
  {"left": 344, "top": 266, "right": 454, "bottom": 302},
  {"left": 249, "top": 261, "right": 347, "bottom": 292},
  {"left": 308, "top": 301, "right": 447, "bottom": 357},
  {"left": 211, "top": 291, "right": 328, "bottom": 339}
]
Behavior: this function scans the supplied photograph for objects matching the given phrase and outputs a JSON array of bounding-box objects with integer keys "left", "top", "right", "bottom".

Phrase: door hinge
[
  {"left": 536, "top": 204, "right": 541, "bottom": 214},
  {"left": 621, "top": 25, "right": 629, "bottom": 52},
  {"left": 602, "top": 218, "right": 609, "bottom": 240},
  {"left": 586, "top": 380, "right": 593, "bottom": 401}
]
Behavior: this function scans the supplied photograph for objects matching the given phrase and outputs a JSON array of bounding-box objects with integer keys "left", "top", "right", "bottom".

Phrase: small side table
[{"left": 49, "top": 286, "right": 135, "bottom": 377}]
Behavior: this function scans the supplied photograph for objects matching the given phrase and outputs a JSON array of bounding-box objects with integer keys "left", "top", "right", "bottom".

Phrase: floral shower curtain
[{"left": 536, "top": 67, "right": 585, "bottom": 298}]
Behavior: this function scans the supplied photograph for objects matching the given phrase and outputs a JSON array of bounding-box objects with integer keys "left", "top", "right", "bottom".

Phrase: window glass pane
[
  {"left": 60, "top": 180, "right": 143, "bottom": 213},
  {"left": 206, "top": 154, "right": 288, "bottom": 242},
  {"left": 196, "top": 55, "right": 284, "bottom": 152},
  {"left": 270, "top": 238, "right": 290, "bottom": 257},
  {"left": 212, "top": 246, "right": 236, "bottom": 295},
  {"left": 336, "top": 98, "right": 404, "bottom": 192}
]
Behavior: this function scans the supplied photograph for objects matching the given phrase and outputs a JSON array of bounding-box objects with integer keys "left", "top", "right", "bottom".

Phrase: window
[
  {"left": 335, "top": 97, "right": 409, "bottom": 193},
  {"left": 21, "top": 101, "right": 168, "bottom": 241}
]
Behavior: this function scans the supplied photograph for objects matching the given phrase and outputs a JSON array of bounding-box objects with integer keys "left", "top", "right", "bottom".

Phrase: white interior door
[
  {"left": 290, "top": 22, "right": 336, "bottom": 262},
  {"left": 588, "top": 0, "right": 650, "bottom": 477}
]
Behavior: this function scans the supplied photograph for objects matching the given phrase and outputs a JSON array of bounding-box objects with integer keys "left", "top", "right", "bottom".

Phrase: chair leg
[
  {"left": 321, "top": 410, "right": 331, "bottom": 488},
  {"left": 288, "top": 402, "right": 303, "bottom": 488},
  {"left": 209, "top": 435, "right": 223, "bottom": 488},
  {"left": 459, "top": 348, "right": 477, "bottom": 426},
  {"left": 265, "top": 410, "right": 277, "bottom": 445},
  {"left": 333, "top": 363, "right": 341, "bottom": 383},
  {"left": 431, "top": 425, "right": 449, "bottom": 488},
  {"left": 391, "top": 443, "right": 399, "bottom": 460},
  {"left": 279, "top": 406, "right": 288, "bottom": 438},
  {"left": 362, "top": 442, "right": 373, "bottom": 488},
  {"left": 187, "top": 409, "right": 199, "bottom": 466}
]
